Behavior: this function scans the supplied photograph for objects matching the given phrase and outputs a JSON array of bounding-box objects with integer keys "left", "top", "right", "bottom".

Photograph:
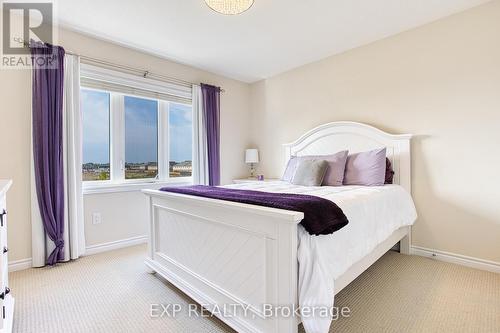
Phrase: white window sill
[{"left": 83, "top": 178, "right": 192, "bottom": 195}]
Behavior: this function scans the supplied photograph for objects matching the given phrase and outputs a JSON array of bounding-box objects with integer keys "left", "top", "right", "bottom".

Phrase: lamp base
[{"left": 249, "top": 163, "right": 256, "bottom": 178}]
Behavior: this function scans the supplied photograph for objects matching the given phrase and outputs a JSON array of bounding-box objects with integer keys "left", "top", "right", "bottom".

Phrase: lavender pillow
[
  {"left": 282, "top": 150, "right": 348, "bottom": 186},
  {"left": 343, "top": 148, "right": 387, "bottom": 186}
]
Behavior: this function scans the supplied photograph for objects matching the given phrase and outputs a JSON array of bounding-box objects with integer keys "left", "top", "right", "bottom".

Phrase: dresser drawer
[
  {"left": 0, "top": 249, "right": 4, "bottom": 297},
  {"left": 0, "top": 195, "right": 8, "bottom": 301},
  {"left": 0, "top": 180, "right": 13, "bottom": 333},
  {"left": 0, "top": 196, "right": 6, "bottom": 246},
  {"left": 0, "top": 209, "right": 7, "bottom": 260},
  {"left": 0, "top": 253, "right": 7, "bottom": 291},
  {"left": 0, "top": 196, "right": 5, "bottom": 332},
  {"left": 0, "top": 204, "right": 5, "bottom": 235}
]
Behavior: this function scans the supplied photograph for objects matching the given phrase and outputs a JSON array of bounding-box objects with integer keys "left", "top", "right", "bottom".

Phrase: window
[
  {"left": 82, "top": 90, "right": 110, "bottom": 181},
  {"left": 80, "top": 64, "right": 193, "bottom": 187},
  {"left": 124, "top": 96, "right": 158, "bottom": 180},
  {"left": 169, "top": 103, "right": 193, "bottom": 178}
]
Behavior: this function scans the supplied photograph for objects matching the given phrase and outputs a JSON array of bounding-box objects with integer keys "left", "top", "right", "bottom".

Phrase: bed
[{"left": 142, "top": 121, "right": 417, "bottom": 333}]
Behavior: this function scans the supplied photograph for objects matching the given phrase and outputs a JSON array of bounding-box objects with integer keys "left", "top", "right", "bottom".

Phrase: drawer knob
[
  {"left": 2, "top": 247, "right": 7, "bottom": 254},
  {"left": 0, "top": 288, "right": 10, "bottom": 300},
  {"left": 0, "top": 209, "right": 6, "bottom": 227}
]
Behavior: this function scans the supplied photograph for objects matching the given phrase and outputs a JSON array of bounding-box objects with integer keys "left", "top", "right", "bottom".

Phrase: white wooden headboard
[{"left": 283, "top": 121, "right": 413, "bottom": 193}]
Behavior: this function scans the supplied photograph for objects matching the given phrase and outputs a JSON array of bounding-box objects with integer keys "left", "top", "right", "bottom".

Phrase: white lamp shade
[{"left": 245, "top": 149, "right": 259, "bottom": 164}]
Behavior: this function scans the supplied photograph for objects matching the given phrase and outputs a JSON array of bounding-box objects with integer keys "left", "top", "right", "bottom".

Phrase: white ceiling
[{"left": 56, "top": 0, "right": 490, "bottom": 83}]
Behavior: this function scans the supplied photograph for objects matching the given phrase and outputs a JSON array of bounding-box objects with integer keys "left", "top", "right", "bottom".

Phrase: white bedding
[{"left": 226, "top": 181, "right": 417, "bottom": 333}]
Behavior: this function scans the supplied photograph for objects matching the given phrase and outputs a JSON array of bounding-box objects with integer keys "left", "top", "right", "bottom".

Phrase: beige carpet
[{"left": 10, "top": 245, "right": 500, "bottom": 333}]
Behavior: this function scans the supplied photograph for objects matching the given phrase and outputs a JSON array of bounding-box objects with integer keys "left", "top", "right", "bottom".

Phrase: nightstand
[{"left": 233, "top": 178, "right": 280, "bottom": 184}]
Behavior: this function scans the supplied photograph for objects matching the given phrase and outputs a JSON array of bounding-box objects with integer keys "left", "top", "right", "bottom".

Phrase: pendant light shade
[{"left": 204, "top": 0, "right": 254, "bottom": 15}]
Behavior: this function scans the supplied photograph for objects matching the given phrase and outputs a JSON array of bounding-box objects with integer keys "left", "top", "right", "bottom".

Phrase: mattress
[{"left": 226, "top": 181, "right": 417, "bottom": 278}]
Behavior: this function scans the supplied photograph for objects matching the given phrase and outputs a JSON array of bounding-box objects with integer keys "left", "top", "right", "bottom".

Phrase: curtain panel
[
  {"left": 62, "top": 54, "right": 86, "bottom": 260},
  {"left": 200, "top": 84, "right": 221, "bottom": 186},
  {"left": 31, "top": 46, "right": 85, "bottom": 266},
  {"left": 192, "top": 85, "right": 209, "bottom": 185},
  {"left": 31, "top": 43, "right": 66, "bottom": 265}
]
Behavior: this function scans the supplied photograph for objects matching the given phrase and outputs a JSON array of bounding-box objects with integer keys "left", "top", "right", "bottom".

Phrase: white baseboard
[
  {"left": 11, "top": 241, "right": 498, "bottom": 274},
  {"left": 411, "top": 246, "right": 500, "bottom": 273},
  {"left": 84, "top": 235, "right": 148, "bottom": 256},
  {"left": 8, "top": 236, "right": 148, "bottom": 272},
  {"left": 9, "top": 258, "right": 33, "bottom": 272}
]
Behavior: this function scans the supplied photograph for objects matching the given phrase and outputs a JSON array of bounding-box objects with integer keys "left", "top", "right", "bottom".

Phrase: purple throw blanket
[{"left": 159, "top": 185, "right": 348, "bottom": 235}]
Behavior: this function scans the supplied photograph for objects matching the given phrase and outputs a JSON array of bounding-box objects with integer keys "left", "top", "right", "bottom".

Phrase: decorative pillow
[
  {"left": 282, "top": 150, "right": 348, "bottom": 186},
  {"left": 385, "top": 158, "right": 395, "bottom": 184},
  {"left": 282, "top": 157, "right": 299, "bottom": 182},
  {"left": 291, "top": 160, "right": 329, "bottom": 186},
  {"left": 343, "top": 148, "right": 387, "bottom": 186}
]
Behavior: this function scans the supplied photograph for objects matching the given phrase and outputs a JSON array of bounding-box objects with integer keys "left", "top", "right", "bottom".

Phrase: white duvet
[{"left": 226, "top": 181, "right": 417, "bottom": 333}]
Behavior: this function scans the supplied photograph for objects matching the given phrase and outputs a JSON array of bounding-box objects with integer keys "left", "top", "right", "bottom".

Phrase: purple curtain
[
  {"left": 31, "top": 43, "right": 66, "bottom": 265},
  {"left": 201, "top": 84, "right": 221, "bottom": 186}
]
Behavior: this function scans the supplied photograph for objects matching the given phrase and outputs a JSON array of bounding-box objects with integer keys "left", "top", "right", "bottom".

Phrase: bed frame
[{"left": 143, "top": 121, "right": 413, "bottom": 333}]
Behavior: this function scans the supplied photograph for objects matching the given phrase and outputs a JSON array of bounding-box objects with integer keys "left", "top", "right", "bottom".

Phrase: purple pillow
[
  {"left": 385, "top": 158, "right": 395, "bottom": 184},
  {"left": 282, "top": 150, "right": 348, "bottom": 186},
  {"left": 343, "top": 148, "right": 387, "bottom": 186}
]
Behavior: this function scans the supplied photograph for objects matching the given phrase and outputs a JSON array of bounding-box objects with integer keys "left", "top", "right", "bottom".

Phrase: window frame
[{"left": 80, "top": 66, "right": 193, "bottom": 193}]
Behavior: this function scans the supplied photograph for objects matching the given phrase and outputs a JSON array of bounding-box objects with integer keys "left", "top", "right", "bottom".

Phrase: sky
[
  {"left": 82, "top": 90, "right": 109, "bottom": 164},
  {"left": 168, "top": 102, "right": 193, "bottom": 163},
  {"left": 82, "top": 89, "right": 193, "bottom": 164},
  {"left": 124, "top": 95, "right": 158, "bottom": 163}
]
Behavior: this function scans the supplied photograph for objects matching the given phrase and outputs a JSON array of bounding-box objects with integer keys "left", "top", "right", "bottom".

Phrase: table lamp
[{"left": 245, "top": 149, "right": 259, "bottom": 178}]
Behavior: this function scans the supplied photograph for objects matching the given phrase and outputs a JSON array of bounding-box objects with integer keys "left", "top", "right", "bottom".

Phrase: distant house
[
  {"left": 172, "top": 161, "right": 192, "bottom": 176},
  {"left": 126, "top": 162, "right": 157, "bottom": 171},
  {"left": 145, "top": 164, "right": 158, "bottom": 171}
]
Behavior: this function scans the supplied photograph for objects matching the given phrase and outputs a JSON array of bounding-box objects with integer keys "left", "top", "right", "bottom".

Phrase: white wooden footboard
[{"left": 143, "top": 189, "right": 304, "bottom": 333}]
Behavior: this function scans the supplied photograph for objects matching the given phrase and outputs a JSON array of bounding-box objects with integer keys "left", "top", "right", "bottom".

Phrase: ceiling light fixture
[{"left": 204, "top": 0, "right": 254, "bottom": 15}]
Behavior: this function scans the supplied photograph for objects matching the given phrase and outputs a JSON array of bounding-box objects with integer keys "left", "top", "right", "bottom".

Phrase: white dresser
[{"left": 0, "top": 180, "right": 13, "bottom": 333}]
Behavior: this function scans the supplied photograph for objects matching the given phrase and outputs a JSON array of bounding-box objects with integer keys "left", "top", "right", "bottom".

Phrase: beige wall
[
  {"left": 83, "top": 191, "right": 149, "bottom": 247},
  {"left": 0, "top": 27, "right": 251, "bottom": 261},
  {"left": 0, "top": 68, "right": 32, "bottom": 262},
  {"left": 250, "top": 1, "right": 500, "bottom": 262}
]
